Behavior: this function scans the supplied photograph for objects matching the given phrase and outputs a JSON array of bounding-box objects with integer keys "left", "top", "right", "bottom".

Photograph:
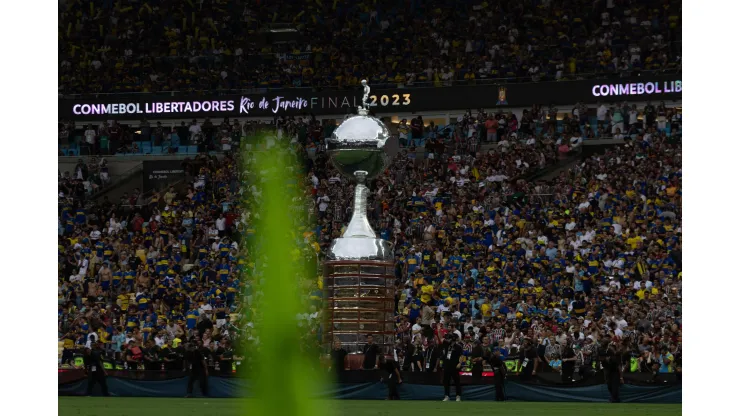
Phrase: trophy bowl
[{"left": 327, "top": 113, "right": 390, "bottom": 180}]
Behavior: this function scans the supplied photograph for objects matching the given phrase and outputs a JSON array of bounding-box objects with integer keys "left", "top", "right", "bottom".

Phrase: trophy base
[{"left": 327, "top": 237, "right": 394, "bottom": 262}]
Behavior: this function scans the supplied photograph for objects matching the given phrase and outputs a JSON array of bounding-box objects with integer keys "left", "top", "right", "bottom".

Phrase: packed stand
[
  {"left": 58, "top": 140, "right": 325, "bottom": 373},
  {"left": 382, "top": 132, "right": 681, "bottom": 380},
  {"left": 59, "top": 0, "right": 681, "bottom": 94},
  {"left": 58, "top": 105, "right": 680, "bottom": 379},
  {"left": 59, "top": 151, "right": 248, "bottom": 372}
]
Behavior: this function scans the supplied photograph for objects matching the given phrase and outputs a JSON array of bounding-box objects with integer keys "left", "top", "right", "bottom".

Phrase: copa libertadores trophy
[{"left": 323, "top": 80, "right": 396, "bottom": 361}]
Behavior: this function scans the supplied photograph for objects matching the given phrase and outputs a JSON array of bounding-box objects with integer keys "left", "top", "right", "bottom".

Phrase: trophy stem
[{"left": 341, "top": 171, "right": 376, "bottom": 238}]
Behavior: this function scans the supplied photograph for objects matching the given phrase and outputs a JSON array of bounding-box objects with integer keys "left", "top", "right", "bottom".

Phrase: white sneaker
[
  {"left": 456, "top": 396, "right": 461, "bottom": 402},
  {"left": 442, "top": 396, "right": 450, "bottom": 402}
]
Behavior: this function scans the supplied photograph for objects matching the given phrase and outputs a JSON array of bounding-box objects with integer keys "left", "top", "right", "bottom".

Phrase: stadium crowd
[
  {"left": 387, "top": 132, "right": 682, "bottom": 379},
  {"left": 59, "top": 0, "right": 681, "bottom": 94},
  {"left": 58, "top": 98, "right": 681, "bottom": 381},
  {"left": 59, "top": 150, "right": 249, "bottom": 371}
]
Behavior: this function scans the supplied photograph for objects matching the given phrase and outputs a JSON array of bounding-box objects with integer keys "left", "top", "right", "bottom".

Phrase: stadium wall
[{"left": 58, "top": 371, "right": 681, "bottom": 403}]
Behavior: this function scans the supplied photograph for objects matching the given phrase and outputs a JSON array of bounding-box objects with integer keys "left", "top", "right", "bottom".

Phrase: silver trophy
[{"left": 326, "top": 80, "right": 393, "bottom": 261}]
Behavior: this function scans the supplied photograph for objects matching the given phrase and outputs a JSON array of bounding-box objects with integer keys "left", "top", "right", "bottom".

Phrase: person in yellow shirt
[
  {"left": 480, "top": 301, "right": 492, "bottom": 318},
  {"left": 420, "top": 280, "right": 434, "bottom": 304},
  {"left": 413, "top": 273, "right": 425, "bottom": 288},
  {"left": 626, "top": 234, "right": 642, "bottom": 250}
]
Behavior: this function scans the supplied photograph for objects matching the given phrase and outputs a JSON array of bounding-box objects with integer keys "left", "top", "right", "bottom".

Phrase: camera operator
[{"left": 441, "top": 333, "right": 463, "bottom": 402}]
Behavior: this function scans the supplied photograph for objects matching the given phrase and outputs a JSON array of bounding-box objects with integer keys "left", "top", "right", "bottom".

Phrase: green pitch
[{"left": 58, "top": 398, "right": 681, "bottom": 416}]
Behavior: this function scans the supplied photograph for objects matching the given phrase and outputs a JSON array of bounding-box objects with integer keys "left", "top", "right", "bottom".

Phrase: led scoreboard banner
[{"left": 60, "top": 75, "right": 680, "bottom": 121}]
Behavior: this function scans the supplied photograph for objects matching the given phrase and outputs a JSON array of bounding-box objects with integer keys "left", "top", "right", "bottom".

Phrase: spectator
[
  {"left": 485, "top": 116, "right": 498, "bottom": 143},
  {"left": 59, "top": 1, "right": 681, "bottom": 94},
  {"left": 84, "top": 125, "right": 97, "bottom": 155}
]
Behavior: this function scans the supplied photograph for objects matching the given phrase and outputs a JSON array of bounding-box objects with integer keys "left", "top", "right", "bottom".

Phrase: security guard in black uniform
[
  {"left": 84, "top": 341, "right": 110, "bottom": 396},
  {"left": 561, "top": 340, "right": 577, "bottom": 383},
  {"left": 489, "top": 348, "right": 507, "bottom": 401},
  {"left": 470, "top": 340, "right": 485, "bottom": 382},
  {"left": 216, "top": 340, "right": 235, "bottom": 376},
  {"left": 380, "top": 354, "right": 402, "bottom": 400},
  {"left": 604, "top": 345, "right": 623, "bottom": 403},
  {"left": 184, "top": 340, "right": 209, "bottom": 397},
  {"left": 424, "top": 339, "right": 440, "bottom": 373},
  {"left": 440, "top": 333, "right": 463, "bottom": 401},
  {"left": 518, "top": 338, "right": 539, "bottom": 381}
]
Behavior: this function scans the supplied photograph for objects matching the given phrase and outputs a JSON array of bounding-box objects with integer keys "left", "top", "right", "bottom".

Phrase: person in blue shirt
[
  {"left": 216, "top": 260, "right": 231, "bottom": 283},
  {"left": 218, "top": 238, "right": 231, "bottom": 258},
  {"left": 125, "top": 314, "right": 140, "bottom": 331},
  {"left": 141, "top": 316, "right": 155, "bottom": 342},
  {"left": 111, "top": 328, "right": 126, "bottom": 358},
  {"left": 658, "top": 347, "right": 674, "bottom": 373},
  {"left": 408, "top": 300, "right": 421, "bottom": 323},
  {"left": 449, "top": 250, "right": 464, "bottom": 271},
  {"left": 421, "top": 246, "right": 434, "bottom": 270},
  {"left": 94, "top": 240, "right": 105, "bottom": 258},
  {"left": 405, "top": 252, "right": 420, "bottom": 276},
  {"left": 136, "top": 291, "right": 150, "bottom": 311},
  {"left": 74, "top": 207, "right": 87, "bottom": 225},
  {"left": 185, "top": 308, "right": 200, "bottom": 330},
  {"left": 545, "top": 241, "right": 558, "bottom": 260},
  {"left": 102, "top": 241, "right": 114, "bottom": 262}
]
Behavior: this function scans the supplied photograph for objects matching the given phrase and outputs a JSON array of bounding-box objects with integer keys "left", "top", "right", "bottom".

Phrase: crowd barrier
[{"left": 58, "top": 369, "right": 681, "bottom": 403}]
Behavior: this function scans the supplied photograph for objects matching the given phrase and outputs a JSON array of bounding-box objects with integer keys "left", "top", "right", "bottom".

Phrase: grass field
[{"left": 58, "top": 397, "right": 681, "bottom": 416}]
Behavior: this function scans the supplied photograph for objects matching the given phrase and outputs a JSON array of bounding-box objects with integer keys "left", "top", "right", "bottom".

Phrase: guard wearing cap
[
  {"left": 84, "top": 341, "right": 110, "bottom": 396},
  {"left": 440, "top": 333, "right": 463, "bottom": 402}
]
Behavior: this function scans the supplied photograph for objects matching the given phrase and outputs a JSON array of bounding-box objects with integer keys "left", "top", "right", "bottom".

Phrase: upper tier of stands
[{"left": 59, "top": 0, "right": 681, "bottom": 95}]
